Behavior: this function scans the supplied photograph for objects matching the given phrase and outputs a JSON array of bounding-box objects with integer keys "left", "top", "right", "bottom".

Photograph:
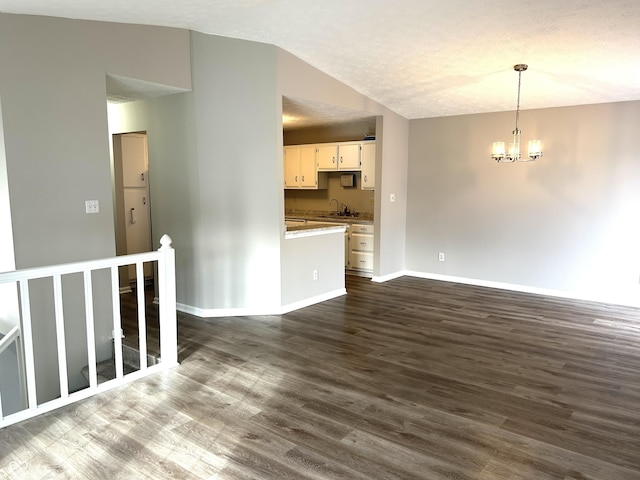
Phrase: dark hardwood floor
[{"left": 2, "top": 275, "right": 640, "bottom": 479}]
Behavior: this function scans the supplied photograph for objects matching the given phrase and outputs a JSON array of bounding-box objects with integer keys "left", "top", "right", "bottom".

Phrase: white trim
[
  {"left": 371, "top": 270, "right": 405, "bottom": 283},
  {"left": 403, "top": 270, "right": 640, "bottom": 308},
  {"left": 280, "top": 288, "right": 347, "bottom": 314},
  {"left": 119, "top": 286, "right": 132, "bottom": 294},
  {"left": 176, "top": 302, "right": 282, "bottom": 318},
  {"left": 0, "top": 250, "right": 161, "bottom": 283},
  {"left": 0, "top": 325, "right": 19, "bottom": 355},
  {"left": 176, "top": 288, "right": 347, "bottom": 318}
]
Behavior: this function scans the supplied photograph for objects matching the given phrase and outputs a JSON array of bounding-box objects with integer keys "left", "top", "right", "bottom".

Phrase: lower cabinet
[{"left": 346, "top": 223, "right": 374, "bottom": 275}]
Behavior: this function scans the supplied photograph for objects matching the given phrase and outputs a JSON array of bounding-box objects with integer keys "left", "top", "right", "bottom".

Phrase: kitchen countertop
[
  {"left": 284, "top": 220, "right": 347, "bottom": 239},
  {"left": 285, "top": 214, "right": 373, "bottom": 225}
]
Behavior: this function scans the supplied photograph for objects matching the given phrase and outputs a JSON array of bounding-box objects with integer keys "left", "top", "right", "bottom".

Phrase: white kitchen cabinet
[
  {"left": 284, "top": 145, "right": 326, "bottom": 189},
  {"left": 316, "top": 144, "right": 338, "bottom": 170},
  {"left": 347, "top": 223, "right": 374, "bottom": 275},
  {"left": 361, "top": 141, "right": 375, "bottom": 190},
  {"left": 337, "top": 142, "right": 361, "bottom": 170},
  {"left": 316, "top": 142, "right": 362, "bottom": 171}
]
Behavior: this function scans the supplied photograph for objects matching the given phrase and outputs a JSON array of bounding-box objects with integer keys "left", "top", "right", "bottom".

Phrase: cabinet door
[
  {"left": 121, "top": 133, "right": 148, "bottom": 187},
  {"left": 284, "top": 147, "right": 299, "bottom": 188},
  {"left": 361, "top": 142, "right": 375, "bottom": 189},
  {"left": 317, "top": 144, "right": 338, "bottom": 170},
  {"left": 338, "top": 143, "right": 361, "bottom": 170},
  {"left": 298, "top": 145, "right": 317, "bottom": 187}
]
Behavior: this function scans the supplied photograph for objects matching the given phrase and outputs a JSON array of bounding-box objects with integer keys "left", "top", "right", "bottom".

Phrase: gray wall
[
  {"left": 0, "top": 339, "right": 21, "bottom": 416},
  {"left": 406, "top": 101, "right": 640, "bottom": 306},
  {"left": 0, "top": 95, "right": 20, "bottom": 336},
  {"left": 0, "top": 13, "right": 191, "bottom": 398},
  {"left": 110, "top": 32, "right": 283, "bottom": 314}
]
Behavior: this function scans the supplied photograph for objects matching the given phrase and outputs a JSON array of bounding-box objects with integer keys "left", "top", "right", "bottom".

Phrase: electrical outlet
[
  {"left": 85, "top": 200, "right": 100, "bottom": 214},
  {"left": 389, "top": 193, "right": 396, "bottom": 202},
  {"left": 312, "top": 269, "right": 319, "bottom": 280},
  {"left": 369, "top": 197, "right": 375, "bottom": 206},
  {"left": 438, "top": 252, "right": 445, "bottom": 262}
]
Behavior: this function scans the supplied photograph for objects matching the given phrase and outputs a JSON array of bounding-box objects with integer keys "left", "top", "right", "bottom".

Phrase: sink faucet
[
  {"left": 330, "top": 198, "right": 339, "bottom": 215},
  {"left": 340, "top": 203, "right": 350, "bottom": 216}
]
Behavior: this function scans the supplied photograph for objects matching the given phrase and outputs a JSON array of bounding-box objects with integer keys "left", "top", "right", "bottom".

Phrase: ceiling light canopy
[{"left": 491, "top": 64, "right": 542, "bottom": 163}]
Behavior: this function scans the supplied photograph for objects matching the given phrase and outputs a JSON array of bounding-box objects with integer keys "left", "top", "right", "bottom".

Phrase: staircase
[{"left": 81, "top": 344, "right": 159, "bottom": 385}]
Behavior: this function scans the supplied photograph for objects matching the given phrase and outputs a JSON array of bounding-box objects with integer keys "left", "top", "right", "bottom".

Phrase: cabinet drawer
[
  {"left": 350, "top": 251, "right": 373, "bottom": 271},
  {"left": 351, "top": 233, "right": 373, "bottom": 252},
  {"left": 351, "top": 224, "right": 373, "bottom": 234}
]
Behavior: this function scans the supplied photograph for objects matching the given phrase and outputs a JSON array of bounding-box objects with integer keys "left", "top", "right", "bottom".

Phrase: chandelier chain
[{"left": 514, "top": 69, "right": 522, "bottom": 134}]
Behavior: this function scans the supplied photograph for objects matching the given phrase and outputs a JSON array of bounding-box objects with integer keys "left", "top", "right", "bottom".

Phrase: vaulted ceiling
[{"left": 3, "top": 0, "right": 639, "bottom": 119}]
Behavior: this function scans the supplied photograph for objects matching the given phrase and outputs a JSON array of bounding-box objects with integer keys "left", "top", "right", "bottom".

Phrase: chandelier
[{"left": 491, "top": 64, "right": 542, "bottom": 163}]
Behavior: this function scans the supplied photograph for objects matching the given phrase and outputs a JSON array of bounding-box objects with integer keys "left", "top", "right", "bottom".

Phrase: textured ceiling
[
  {"left": 2, "top": 0, "right": 640, "bottom": 120},
  {"left": 282, "top": 96, "right": 377, "bottom": 131}
]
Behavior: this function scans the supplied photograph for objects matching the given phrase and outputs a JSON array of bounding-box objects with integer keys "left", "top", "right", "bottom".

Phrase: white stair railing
[
  {"left": 0, "top": 234, "right": 177, "bottom": 429},
  {"left": 0, "top": 325, "right": 23, "bottom": 418}
]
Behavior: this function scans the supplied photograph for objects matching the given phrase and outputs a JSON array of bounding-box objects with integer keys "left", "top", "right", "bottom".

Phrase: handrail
[
  {"left": 0, "top": 250, "right": 161, "bottom": 282},
  {"left": 0, "top": 325, "right": 19, "bottom": 355},
  {"left": 0, "top": 234, "right": 177, "bottom": 429}
]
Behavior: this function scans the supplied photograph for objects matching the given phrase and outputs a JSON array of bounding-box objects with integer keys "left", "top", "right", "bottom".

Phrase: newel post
[{"left": 158, "top": 234, "right": 178, "bottom": 366}]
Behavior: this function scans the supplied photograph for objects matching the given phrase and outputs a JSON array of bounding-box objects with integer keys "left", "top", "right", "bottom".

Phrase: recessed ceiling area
[
  {"left": 106, "top": 74, "right": 190, "bottom": 104},
  {"left": 282, "top": 97, "right": 376, "bottom": 132},
  {"left": 4, "top": 0, "right": 640, "bottom": 119}
]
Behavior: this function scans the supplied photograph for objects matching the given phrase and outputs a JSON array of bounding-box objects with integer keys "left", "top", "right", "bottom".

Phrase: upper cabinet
[
  {"left": 284, "top": 145, "right": 327, "bottom": 189},
  {"left": 317, "top": 142, "right": 362, "bottom": 171},
  {"left": 284, "top": 141, "right": 376, "bottom": 190},
  {"left": 361, "top": 141, "right": 375, "bottom": 190}
]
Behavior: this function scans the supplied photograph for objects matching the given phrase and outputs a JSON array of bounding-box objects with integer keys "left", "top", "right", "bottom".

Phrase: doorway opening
[{"left": 112, "top": 132, "right": 153, "bottom": 293}]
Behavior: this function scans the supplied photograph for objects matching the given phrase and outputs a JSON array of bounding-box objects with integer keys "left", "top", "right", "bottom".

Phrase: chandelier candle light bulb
[{"left": 491, "top": 64, "right": 542, "bottom": 163}]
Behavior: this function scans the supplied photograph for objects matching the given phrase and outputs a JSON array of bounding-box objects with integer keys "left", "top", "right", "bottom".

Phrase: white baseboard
[
  {"left": 403, "top": 270, "right": 640, "bottom": 308},
  {"left": 371, "top": 271, "right": 405, "bottom": 283},
  {"left": 176, "top": 302, "right": 280, "bottom": 318},
  {"left": 119, "top": 286, "right": 132, "bottom": 294},
  {"left": 280, "top": 288, "right": 347, "bottom": 314},
  {"left": 174, "top": 271, "right": 640, "bottom": 319},
  {"left": 176, "top": 288, "right": 347, "bottom": 318}
]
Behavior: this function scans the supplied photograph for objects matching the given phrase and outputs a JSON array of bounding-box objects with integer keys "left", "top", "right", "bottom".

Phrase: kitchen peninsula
[{"left": 281, "top": 219, "right": 347, "bottom": 312}]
